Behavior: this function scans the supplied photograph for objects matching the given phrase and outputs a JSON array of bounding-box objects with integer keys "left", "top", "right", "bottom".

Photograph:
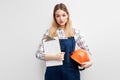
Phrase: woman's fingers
[
  {"left": 81, "top": 61, "right": 93, "bottom": 68},
  {"left": 56, "top": 52, "right": 65, "bottom": 61}
]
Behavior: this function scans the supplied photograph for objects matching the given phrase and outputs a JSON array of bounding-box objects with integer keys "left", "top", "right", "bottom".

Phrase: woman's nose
[{"left": 60, "top": 16, "right": 63, "bottom": 20}]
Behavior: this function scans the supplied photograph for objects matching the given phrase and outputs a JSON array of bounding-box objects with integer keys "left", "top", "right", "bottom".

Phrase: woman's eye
[
  {"left": 63, "top": 15, "right": 66, "bottom": 17},
  {"left": 56, "top": 15, "right": 60, "bottom": 18}
]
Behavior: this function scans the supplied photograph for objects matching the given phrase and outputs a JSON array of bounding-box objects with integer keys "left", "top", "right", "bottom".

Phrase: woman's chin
[{"left": 59, "top": 24, "right": 66, "bottom": 27}]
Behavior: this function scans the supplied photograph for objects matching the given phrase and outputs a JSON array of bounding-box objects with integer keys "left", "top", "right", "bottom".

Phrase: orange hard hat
[{"left": 70, "top": 49, "right": 90, "bottom": 64}]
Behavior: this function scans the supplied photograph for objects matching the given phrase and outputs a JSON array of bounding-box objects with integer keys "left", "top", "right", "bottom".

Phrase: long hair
[{"left": 48, "top": 3, "right": 74, "bottom": 38}]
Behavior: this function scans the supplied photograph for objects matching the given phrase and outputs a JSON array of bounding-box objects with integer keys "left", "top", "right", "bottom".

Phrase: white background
[{"left": 0, "top": 0, "right": 120, "bottom": 80}]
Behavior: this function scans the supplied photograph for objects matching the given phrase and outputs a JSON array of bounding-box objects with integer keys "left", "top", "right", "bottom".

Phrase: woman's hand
[
  {"left": 81, "top": 61, "right": 93, "bottom": 69},
  {"left": 44, "top": 52, "right": 65, "bottom": 61},
  {"left": 81, "top": 52, "right": 93, "bottom": 69},
  {"left": 56, "top": 52, "right": 65, "bottom": 61}
]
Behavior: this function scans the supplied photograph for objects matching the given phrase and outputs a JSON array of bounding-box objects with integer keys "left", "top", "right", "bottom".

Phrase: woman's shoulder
[
  {"left": 43, "top": 29, "right": 49, "bottom": 35},
  {"left": 72, "top": 27, "right": 81, "bottom": 34},
  {"left": 72, "top": 27, "right": 85, "bottom": 39},
  {"left": 42, "top": 28, "right": 55, "bottom": 41}
]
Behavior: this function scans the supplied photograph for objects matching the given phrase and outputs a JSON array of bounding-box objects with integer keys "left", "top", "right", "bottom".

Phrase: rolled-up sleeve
[
  {"left": 74, "top": 28, "right": 91, "bottom": 55},
  {"left": 35, "top": 30, "right": 49, "bottom": 60},
  {"left": 35, "top": 42, "right": 45, "bottom": 60}
]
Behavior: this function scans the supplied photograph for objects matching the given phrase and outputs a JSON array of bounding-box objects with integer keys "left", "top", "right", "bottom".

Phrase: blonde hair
[{"left": 48, "top": 3, "right": 74, "bottom": 38}]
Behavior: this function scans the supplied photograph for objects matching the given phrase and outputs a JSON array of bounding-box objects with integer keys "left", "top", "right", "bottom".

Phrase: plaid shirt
[{"left": 35, "top": 28, "right": 91, "bottom": 60}]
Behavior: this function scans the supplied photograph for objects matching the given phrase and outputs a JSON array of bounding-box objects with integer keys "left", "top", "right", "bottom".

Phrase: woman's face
[{"left": 55, "top": 9, "right": 68, "bottom": 27}]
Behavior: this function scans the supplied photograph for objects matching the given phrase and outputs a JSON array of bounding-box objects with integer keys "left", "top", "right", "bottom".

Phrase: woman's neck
[{"left": 58, "top": 26, "right": 65, "bottom": 30}]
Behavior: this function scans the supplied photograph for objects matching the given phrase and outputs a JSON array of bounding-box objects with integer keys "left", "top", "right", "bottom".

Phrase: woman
[{"left": 36, "top": 3, "right": 92, "bottom": 80}]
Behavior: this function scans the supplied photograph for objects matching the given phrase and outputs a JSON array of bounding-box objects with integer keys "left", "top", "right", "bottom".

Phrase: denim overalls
[{"left": 45, "top": 37, "right": 80, "bottom": 80}]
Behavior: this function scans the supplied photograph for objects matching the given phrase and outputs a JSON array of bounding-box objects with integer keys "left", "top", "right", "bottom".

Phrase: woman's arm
[
  {"left": 44, "top": 52, "right": 65, "bottom": 61},
  {"left": 35, "top": 42, "right": 65, "bottom": 61},
  {"left": 74, "top": 28, "right": 93, "bottom": 68},
  {"left": 35, "top": 30, "right": 65, "bottom": 61}
]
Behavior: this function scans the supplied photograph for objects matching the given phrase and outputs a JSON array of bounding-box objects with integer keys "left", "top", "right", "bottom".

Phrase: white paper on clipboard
[{"left": 43, "top": 38, "right": 63, "bottom": 67}]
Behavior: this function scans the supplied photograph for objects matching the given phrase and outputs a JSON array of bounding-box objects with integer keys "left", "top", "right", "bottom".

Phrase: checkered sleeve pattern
[{"left": 74, "top": 28, "right": 91, "bottom": 55}]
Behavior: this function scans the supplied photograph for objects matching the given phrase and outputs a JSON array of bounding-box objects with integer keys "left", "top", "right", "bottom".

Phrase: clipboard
[{"left": 43, "top": 38, "right": 63, "bottom": 67}]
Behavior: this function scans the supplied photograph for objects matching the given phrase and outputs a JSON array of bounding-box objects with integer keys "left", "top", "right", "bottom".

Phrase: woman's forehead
[{"left": 55, "top": 9, "right": 67, "bottom": 15}]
